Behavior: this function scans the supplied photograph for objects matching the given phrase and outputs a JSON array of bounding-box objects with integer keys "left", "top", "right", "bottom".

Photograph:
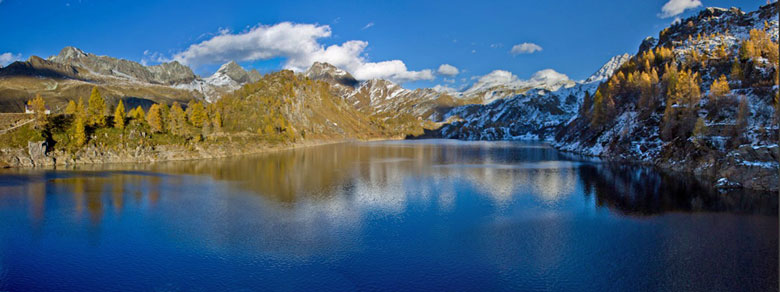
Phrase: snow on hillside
[
  {"left": 584, "top": 54, "right": 631, "bottom": 83},
  {"left": 429, "top": 54, "right": 628, "bottom": 140},
  {"left": 553, "top": 4, "right": 779, "bottom": 191},
  {"left": 450, "top": 69, "right": 576, "bottom": 104}
]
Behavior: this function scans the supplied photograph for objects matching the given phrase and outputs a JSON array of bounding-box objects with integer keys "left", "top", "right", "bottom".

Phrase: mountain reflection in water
[
  {"left": 1, "top": 140, "right": 776, "bottom": 227},
  {"left": 0, "top": 140, "right": 776, "bottom": 291}
]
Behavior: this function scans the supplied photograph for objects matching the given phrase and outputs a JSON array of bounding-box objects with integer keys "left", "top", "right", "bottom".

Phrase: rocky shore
[
  {"left": 556, "top": 142, "right": 779, "bottom": 192},
  {"left": 0, "top": 138, "right": 357, "bottom": 169}
]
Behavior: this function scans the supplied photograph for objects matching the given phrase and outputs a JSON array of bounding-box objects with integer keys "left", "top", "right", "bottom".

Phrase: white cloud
[
  {"left": 0, "top": 52, "right": 22, "bottom": 67},
  {"left": 658, "top": 0, "right": 702, "bottom": 18},
  {"left": 362, "top": 22, "right": 374, "bottom": 30},
  {"left": 437, "top": 64, "right": 459, "bottom": 76},
  {"left": 350, "top": 60, "right": 434, "bottom": 82},
  {"left": 510, "top": 43, "right": 542, "bottom": 55},
  {"left": 171, "top": 22, "right": 328, "bottom": 67},
  {"left": 432, "top": 84, "right": 459, "bottom": 94},
  {"left": 169, "top": 22, "right": 433, "bottom": 83}
]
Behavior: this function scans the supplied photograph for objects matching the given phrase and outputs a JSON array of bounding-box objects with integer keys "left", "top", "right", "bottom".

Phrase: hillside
[
  {"left": 303, "top": 61, "right": 583, "bottom": 130},
  {"left": 420, "top": 54, "right": 630, "bottom": 140},
  {"left": 0, "top": 68, "right": 411, "bottom": 168},
  {"left": 0, "top": 3, "right": 777, "bottom": 192},
  {"left": 409, "top": 3, "right": 779, "bottom": 191},
  {"left": 303, "top": 62, "right": 463, "bottom": 125},
  {"left": 554, "top": 3, "right": 779, "bottom": 191},
  {"left": 216, "top": 70, "right": 408, "bottom": 140}
]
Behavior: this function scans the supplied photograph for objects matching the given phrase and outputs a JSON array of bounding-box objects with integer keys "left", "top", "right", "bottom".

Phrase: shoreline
[
  {"left": 2, "top": 135, "right": 776, "bottom": 194},
  {"left": 0, "top": 135, "right": 406, "bottom": 170},
  {"left": 552, "top": 142, "right": 779, "bottom": 193}
]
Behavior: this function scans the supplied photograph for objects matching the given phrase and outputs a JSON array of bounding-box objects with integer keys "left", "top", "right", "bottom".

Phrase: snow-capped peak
[
  {"left": 584, "top": 53, "right": 631, "bottom": 83},
  {"left": 528, "top": 69, "right": 571, "bottom": 88},
  {"left": 464, "top": 70, "right": 519, "bottom": 94}
]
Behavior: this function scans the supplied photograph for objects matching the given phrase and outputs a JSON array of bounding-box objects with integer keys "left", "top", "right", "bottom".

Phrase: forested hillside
[
  {"left": 556, "top": 4, "right": 779, "bottom": 190},
  {"left": 0, "top": 70, "right": 427, "bottom": 167}
]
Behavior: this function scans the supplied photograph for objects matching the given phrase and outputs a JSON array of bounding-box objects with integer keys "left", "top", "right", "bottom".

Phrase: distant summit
[
  {"left": 304, "top": 62, "right": 358, "bottom": 88},
  {"left": 0, "top": 47, "right": 270, "bottom": 109},
  {"left": 211, "top": 61, "right": 261, "bottom": 85},
  {"left": 49, "top": 46, "right": 197, "bottom": 85}
]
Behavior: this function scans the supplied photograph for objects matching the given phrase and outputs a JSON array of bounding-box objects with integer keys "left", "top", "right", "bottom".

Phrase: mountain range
[
  {"left": 0, "top": 3, "right": 777, "bottom": 190},
  {"left": 0, "top": 46, "right": 263, "bottom": 112}
]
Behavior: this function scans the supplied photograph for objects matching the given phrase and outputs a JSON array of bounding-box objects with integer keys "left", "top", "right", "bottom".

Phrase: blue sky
[{"left": 0, "top": 0, "right": 772, "bottom": 89}]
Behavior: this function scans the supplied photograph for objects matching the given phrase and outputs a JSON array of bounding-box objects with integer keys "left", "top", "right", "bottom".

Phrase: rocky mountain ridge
[
  {"left": 417, "top": 54, "right": 628, "bottom": 140},
  {"left": 0, "top": 46, "right": 265, "bottom": 110},
  {"left": 49, "top": 46, "right": 198, "bottom": 85},
  {"left": 585, "top": 54, "right": 632, "bottom": 83},
  {"left": 304, "top": 62, "right": 461, "bottom": 124},
  {"left": 0, "top": 3, "right": 776, "bottom": 192},
  {"left": 302, "top": 61, "right": 588, "bottom": 124}
]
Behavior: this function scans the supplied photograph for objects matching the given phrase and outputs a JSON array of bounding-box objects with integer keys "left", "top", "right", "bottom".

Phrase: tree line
[{"left": 28, "top": 86, "right": 221, "bottom": 148}]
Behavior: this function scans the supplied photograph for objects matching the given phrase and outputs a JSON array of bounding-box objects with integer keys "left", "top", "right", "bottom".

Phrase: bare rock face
[
  {"left": 304, "top": 62, "right": 359, "bottom": 88},
  {"left": 26, "top": 140, "right": 55, "bottom": 167},
  {"left": 719, "top": 145, "right": 780, "bottom": 191},
  {"left": 27, "top": 141, "right": 46, "bottom": 160},
  {"left": 48, "top": 46, "right": 197, "bottom": 84},
  {"left": 147, "top": 61, "right": 198, "bottom": 84},
  {"left": 213, "top": 61, "right": 254, "bottom": 84}
]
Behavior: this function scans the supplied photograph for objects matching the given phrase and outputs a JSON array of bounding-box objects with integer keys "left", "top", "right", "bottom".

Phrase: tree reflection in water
[
  {"left": 0, "top": 140, "right": 775, "bottom": 229},
  {"left": 579, "top": 163, "right": 778, "bottom": 216}
]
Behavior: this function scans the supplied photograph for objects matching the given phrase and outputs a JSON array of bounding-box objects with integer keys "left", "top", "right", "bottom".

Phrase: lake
[{"left": 0, "top": 140, "right": 777, "bottom": 291}]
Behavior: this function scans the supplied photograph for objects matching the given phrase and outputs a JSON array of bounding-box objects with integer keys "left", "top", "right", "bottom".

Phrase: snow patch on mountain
[
  {"left": 427, "top": 53, "right": 628, "bottom": 141},
  {"left": 584, "top": 53, "right": 631, "bottom": 83}
]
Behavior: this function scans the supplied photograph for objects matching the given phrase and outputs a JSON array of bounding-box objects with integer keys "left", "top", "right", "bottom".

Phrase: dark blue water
[{"left": 0, "top": 140, "right": 777, "bottom": 291}]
